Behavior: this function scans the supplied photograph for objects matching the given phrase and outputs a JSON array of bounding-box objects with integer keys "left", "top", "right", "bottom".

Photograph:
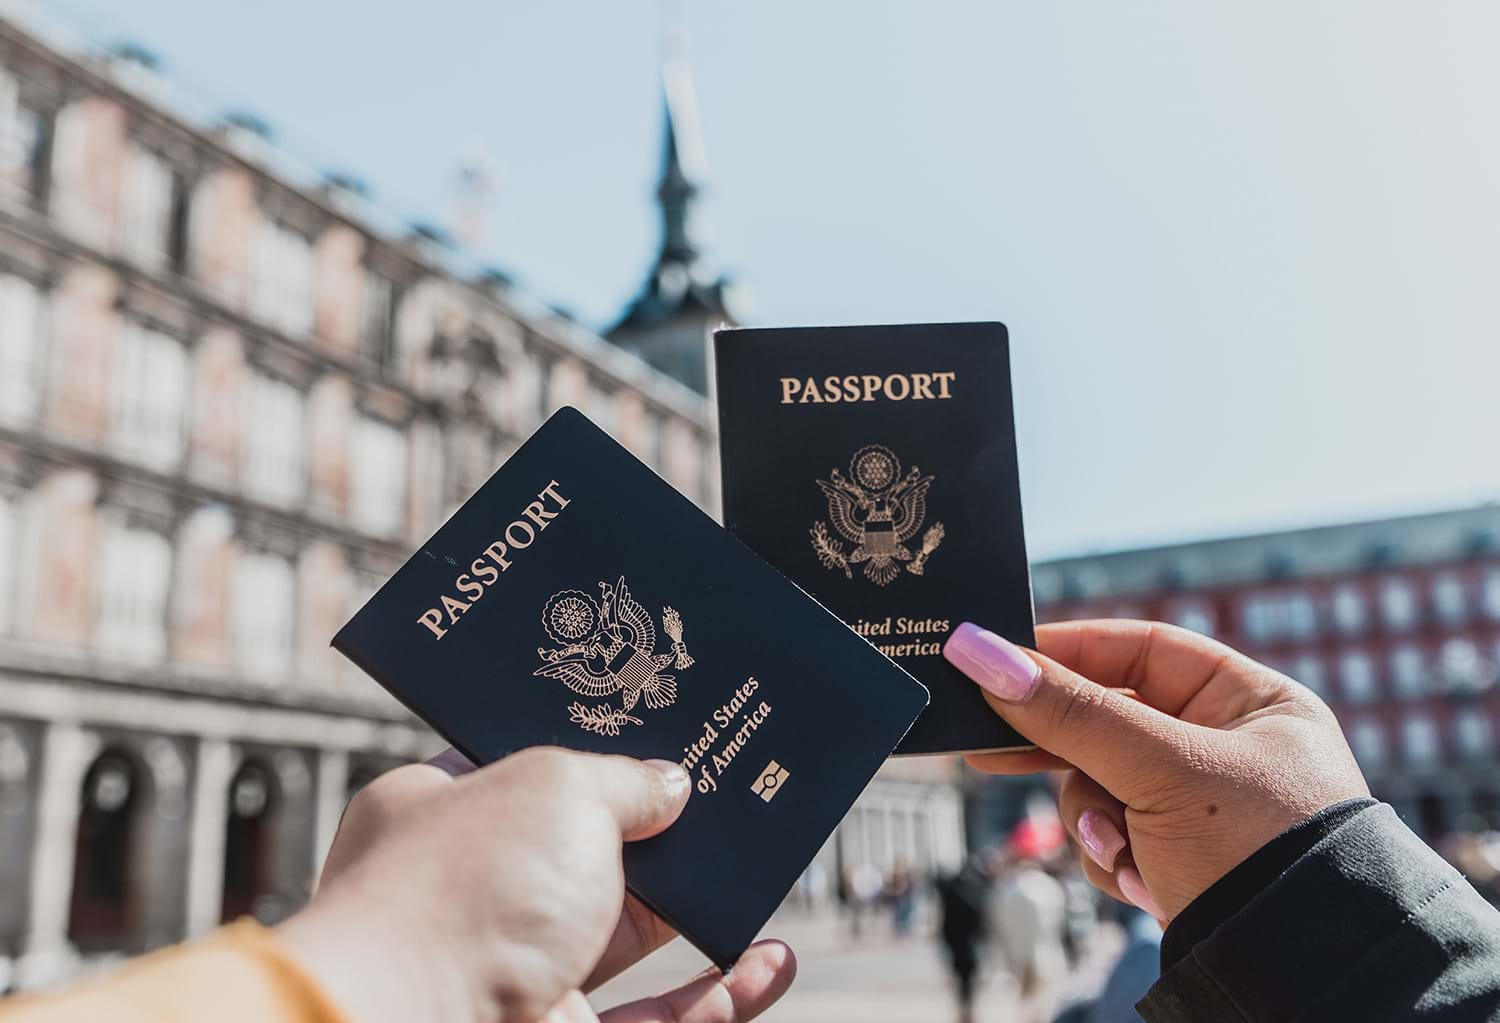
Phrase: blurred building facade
[
  {"left": 1013, "top": 506, "right": 1500, "bottom": 841},
  {"left": 0, "top": 12, "right": 959, "bottom": 989}
]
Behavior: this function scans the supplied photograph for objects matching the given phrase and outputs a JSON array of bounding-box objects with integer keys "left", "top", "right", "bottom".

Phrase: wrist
[{"left": 276, "top": 889, "right": 483, "bottom": 1023}]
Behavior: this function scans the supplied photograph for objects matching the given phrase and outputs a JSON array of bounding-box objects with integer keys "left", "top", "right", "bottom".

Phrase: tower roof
[{"left": 607, "top": 33, "right": 739, "bottom": 392}]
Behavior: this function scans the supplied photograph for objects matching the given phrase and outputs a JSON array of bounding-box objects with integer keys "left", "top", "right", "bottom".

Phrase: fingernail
[
  {"left": 1116, "top": 865, "right": 1165, "bottom": 921},
  {"left": 943, "top": 623, "right": 1042, "bottom": 703},
  {"left": 1077, "top": 808, "right": 1126, "bottom": 872},
  {"left": 644, "top": 759, "right": 689, "bottom": 789}
]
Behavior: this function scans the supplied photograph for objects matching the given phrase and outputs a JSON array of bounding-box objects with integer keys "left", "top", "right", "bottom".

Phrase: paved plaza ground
[{"left": 591, "top": 907, "right": 1124, "bottom": 1023}]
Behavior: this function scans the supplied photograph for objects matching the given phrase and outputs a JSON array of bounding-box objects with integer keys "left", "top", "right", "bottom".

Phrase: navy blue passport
[
  {"left": 714, "top": 322, "right": 1034, "bottom": 755},
  {"left": 332, "top": 407, "right": 928, "bottom": 968}
]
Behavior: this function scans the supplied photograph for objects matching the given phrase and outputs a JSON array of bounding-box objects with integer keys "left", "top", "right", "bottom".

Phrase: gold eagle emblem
[
  {"left": 810, "top": 444, "right": 945, "bottom": 586},
  {"left": 534, "top": 576, "right": 693, "bottom": 736}
]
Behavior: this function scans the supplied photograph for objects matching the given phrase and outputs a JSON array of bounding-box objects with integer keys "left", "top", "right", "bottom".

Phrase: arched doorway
[
  {"left": 67, "top": 750, "right": 145, "bottom": 952},
  {"left": 220, "top": 760, "right": 279, "bottom": 922}
]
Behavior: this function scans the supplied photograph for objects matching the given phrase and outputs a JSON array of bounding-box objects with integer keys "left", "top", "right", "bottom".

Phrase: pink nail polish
[
  {"left": 1117, "top": 865, "right": 1165, "bottom": 922},
  {"left": 943, "top": 623, "right": 1041, "bottom": 703},
  {"left": 1077, "top": 808, "right": 1126, "bottom": 872}
]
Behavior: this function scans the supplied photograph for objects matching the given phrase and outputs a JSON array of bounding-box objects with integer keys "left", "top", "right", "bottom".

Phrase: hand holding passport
[{"left": 333, "top": 322, "right": 1035, "bottom": 971}]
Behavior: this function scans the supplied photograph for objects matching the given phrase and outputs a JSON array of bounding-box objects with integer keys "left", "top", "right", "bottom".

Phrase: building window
[
  {"left": 1389, "top": 645, "right": 1426, "bottom": 700},
  {"left": 252, "top": 218, "right": 315, "bottom": 336},
  {"left": 1240, "top": 596, "right": 1273, "bottom": 642},
  {"left": 121, "top": 145, "right": 185, "bottom": 271},
  {"left": 242, "top": 376, "right": 305, "bottom": 505},
  {"left": 95, "top": 521, "right": 172, "bottom": 662},
  {"left": 1456, "top": 709, "right": 1493, "bottom": 759},
  {"left": 1440, "top": 638, "right": 1486, "bottom": 694},
  {"left": 362, "top": 270, "right": 398, "bottom": 367},
  {"left": 1286, "top": 593, "right": 1317, "bottom": 638},
  {"left": 1170, "top": 602, "right": 1216, "bottom": 638},
  {"left": 1483, "top": 569, "right": 1500, "bottom": 621},
  {"left": 1338, "top": 651, "right": 1378, "bottom": 703},
  {"left": 1430, "top": 573, "right": 1467, "bottom": 625},
  {"left": 1402, "top": 716, "right": 1440, "bottom": 766},
  {"left": 1379, "top": 578, "right": 1418, "bottom": 631},
  {"left": 1290, "top": 654, "right": 1326, "bottom": 697},
  {"left": 1348, "top": 719, "right": 1385, "bottom": 767},
  {"left": 111, "top": 321, "right": 188, "bottom": 470},
  {"left": 0, "top": 272, "right": 46, "bottom": 424},
  {"left": 351, "top": 416, "right": 407, "bottom": 537},
  {"left": 1241, "top": 591, "right": 1317, "bottom": 643},
  {"left": 1331, "top": 584, "right": 1366, "bottom": 635},
  {"left": 0, "top": 73, "right": 51, "bottom": 207},
  {"left": 233, "top": 550, "right": 295, "bottom": 680}
]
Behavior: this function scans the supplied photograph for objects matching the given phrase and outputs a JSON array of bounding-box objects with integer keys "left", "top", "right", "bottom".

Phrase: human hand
[
  {"left": 276, "top": 747, "right": 796, "bottom": 1023},
  {"left": 944, "top": 619, "right": 1369, "bottom": 922}
]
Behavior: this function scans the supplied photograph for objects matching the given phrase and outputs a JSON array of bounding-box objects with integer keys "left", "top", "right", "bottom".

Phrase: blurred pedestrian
[
  {"left": 793, "top": 860, "right": 829, "bottom": 910},
  {"left": 1057, "top": 859, "right": 1100, "bottom": 968},
  {"left": 936, "top": 853, "right": 991, "bottom": 1023},
  {"left": 994, "top": 831, "right": 1068, "bottom": 1023},
  {"left": 844, "top": 861, "right": 883, "bottom": 939},
  {"left": 885, "top": 862, "right": 918, "bottom": 938}
]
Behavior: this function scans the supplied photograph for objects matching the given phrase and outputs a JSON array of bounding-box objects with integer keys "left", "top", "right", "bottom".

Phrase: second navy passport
[
  {"left": 715, "top": 321, "right": 1035, "bottom": 755},
  {"left": 333, "top": 407, "right": 928, "bottom": 969}
]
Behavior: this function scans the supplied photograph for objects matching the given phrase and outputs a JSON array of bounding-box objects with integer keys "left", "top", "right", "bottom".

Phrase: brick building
[
  {"left": 1023, "top": 505, "right": 1500, "bottom": 841},
  {"left": 0, "top": 11, "right": 961, "bottom": 990}
]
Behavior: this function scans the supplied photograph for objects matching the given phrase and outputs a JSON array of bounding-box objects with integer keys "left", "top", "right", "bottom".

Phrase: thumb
[
  {"left": 944, "top": 622, "right": 1195, "bottom": 805},
  {"left": 581, "top": 755, "right": 693, "bottom": 842}
]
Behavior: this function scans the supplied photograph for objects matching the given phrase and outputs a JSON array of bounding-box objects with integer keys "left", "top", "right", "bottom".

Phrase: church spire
[
  {"left": 607, "top": 29, "right": 742, "bottom": 394},
  {"left": 657, "top": 31, "right": 708, "bottom": 269}
]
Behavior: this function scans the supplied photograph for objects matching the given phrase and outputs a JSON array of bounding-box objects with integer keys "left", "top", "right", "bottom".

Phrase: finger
[
  {"left": 964, "top": 749, "right": 1070, "bottom": 774},
  {"left": 360, "top": 760, "right": 459, "bottom": 799},
  {"left": 583, "top": 894, "right": 678, "bottom": 992},
  {"left": 1035, "top": 620, "right": 1275, "bottom": 720},
  {"left": 1116, "top": 863, "right": 1167, "bottom": 924},
  {"left": 544, "top": 990, "right": 601, "bottom": 1023},
  {"left": 531, "top": 750, "right": 691, "bottom": 842},
  {"left": 1078, "top": 846, "right": 1128, "bottom": 906},
  {"left": 323, "top": 761, "right": 459, "bottom": 878},
  {"left": 944, "top": 623, "right": 1199, "bottom": 805},
  {"left": 1056, "top": 770, "right": 1128, "bottom": 873},
  {"left": 597, "top": 940, "right": 797, "bottom": 1023},
  {"left": 423, "top": 746, "right": 477, "bottom": 778}
]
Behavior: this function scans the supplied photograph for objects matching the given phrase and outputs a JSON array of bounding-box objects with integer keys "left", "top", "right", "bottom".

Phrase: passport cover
[
  {"left": 714, "top": 321, "right": 1034, "bottom": 755},
  {"left": 332, "top": 407, "right": 929, "bottom": 968}
]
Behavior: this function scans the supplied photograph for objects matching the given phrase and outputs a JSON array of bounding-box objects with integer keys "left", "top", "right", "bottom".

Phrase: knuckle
[
  {"left": 344, "top": 773, "right": 406, "bottom": 828},
  {"left": 1047, "top": 674, "right": 1109, "bottom": 737},
  {"left": 507, "top": 745, "right": 579, "bottom": 784}
]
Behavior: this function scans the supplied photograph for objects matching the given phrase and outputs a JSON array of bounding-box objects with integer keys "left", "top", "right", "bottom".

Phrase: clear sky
[{"left": 36, "top": 0, "right": 1500, "bottom": 559}]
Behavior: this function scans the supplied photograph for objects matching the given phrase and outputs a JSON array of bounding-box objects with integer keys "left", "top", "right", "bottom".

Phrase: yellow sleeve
[{"left": 0, "top": 920, "right": 349, "bottom": 1023}]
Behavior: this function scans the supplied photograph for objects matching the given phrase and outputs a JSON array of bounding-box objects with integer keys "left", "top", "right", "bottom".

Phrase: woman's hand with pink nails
[{"left": 944, "top": 620, "right": 1370, "bottom": 923}]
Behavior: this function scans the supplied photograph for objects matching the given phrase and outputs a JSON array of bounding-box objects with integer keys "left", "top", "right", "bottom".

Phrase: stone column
[
  {"left": 876, "top": 798, "right": 888, "bottom": 870},
  {"left": 138, "top": 736, "right": 194, "bottom": 951},
  {"left": 184, "top": 738, "right": 233, "bottom": 936},
  {"left": 270, "top": 749, "right": 316, "bottom": 919},
  {"left": 310, "top": 748, "right": 349, "bottom": 888},
  {"left": 19, "top": 722, "right": 99, "bottom": 987},
  {"left": 907, "top": 801, "right": 925, "bottom": 870}
]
